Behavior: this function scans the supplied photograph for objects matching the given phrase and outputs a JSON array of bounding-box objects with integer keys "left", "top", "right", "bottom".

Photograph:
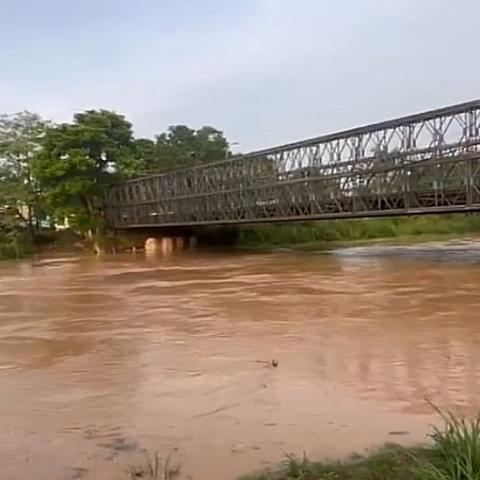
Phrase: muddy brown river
[{"left": 1, "top": 241, "right": 480, "bottom": 479}]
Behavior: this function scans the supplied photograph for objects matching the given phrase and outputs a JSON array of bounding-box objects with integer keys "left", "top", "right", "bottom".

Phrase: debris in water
[{"left": 254, "top": 359, "right": 279, "bottom": 367}]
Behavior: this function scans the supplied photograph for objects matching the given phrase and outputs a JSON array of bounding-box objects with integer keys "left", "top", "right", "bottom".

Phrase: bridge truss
[{"left": 105, "top": 100, "right": 480, "bottom": 229}]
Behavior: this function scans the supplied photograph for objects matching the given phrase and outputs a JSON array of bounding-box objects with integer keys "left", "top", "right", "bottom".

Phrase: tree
[
  {"left": 130, "top": 138, "right": 156, "bottom": 175},
  {"left": 0, "top": 111, "right": 48, "bottom": 237},
  {"left": 153, "top": 125, "right": 229, "bottom": 171},
  {"left": 0, "top": 164, "right": 20, "bottom": 257},
  {"left": 33, "top": 110, "right": 135, "bottom": 237}
]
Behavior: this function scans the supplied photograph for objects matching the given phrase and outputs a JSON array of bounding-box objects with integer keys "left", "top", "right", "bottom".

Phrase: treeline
[{"left": 0, "top": 109, "right": 230, "bottom": 258}]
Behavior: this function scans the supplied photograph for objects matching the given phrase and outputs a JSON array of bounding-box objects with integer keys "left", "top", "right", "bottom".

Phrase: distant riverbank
[
  {"left": 3, "top": 214, "right": 480, "bottom": 260},
  {"left": 195, "top": 213, "right": 480, "bottom": 251},
  {"left": 237, "top": 214, "right": 480, "bottom": 247},
  {"left": 0, "top": 232, "right": 33, "bottom": 260},
  {"left": 0, "top": 229, "right": 84, "bottom": 261}
]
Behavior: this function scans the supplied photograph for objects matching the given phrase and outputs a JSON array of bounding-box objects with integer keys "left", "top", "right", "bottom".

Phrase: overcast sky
[{"left": 1, "top": 0, "right": 479, "bottom": 151}]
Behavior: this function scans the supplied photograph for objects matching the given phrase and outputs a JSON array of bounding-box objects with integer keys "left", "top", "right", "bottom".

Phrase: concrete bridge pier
[
  {"left": 174, "top": 237, "right": 185, "bottom": 250},
  {"left": 144, "top": 236, "right": 196, "bottom": 256}
]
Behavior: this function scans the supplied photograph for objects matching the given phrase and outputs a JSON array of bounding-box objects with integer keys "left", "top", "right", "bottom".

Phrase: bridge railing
[{"left": 105, "top": 100, "right": 480, "bottom": 228}]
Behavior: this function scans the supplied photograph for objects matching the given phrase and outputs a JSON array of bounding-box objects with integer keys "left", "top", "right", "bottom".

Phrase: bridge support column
[
  {"left": 145, "top": 237, "right": 161, "bottom": 256},
  {"left": 144, "top": 236, "right": 195, "bottom": 255},
  {"left": 160, "top": 237, "right": 174, "bottom": 255},
  {"left": 145, "top": 237, "right": 174, "bottom": 255},
  {"left": 174, "top": 237, "right": 185, "bottom": 250}
]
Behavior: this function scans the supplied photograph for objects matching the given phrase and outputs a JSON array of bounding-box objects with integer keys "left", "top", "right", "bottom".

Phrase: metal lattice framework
[{"left": 105, "top": 100, "right": 480, "bottom": 229}]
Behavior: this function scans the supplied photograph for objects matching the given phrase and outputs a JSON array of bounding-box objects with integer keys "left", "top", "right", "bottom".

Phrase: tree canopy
[
  {"left": 30, "top": 112, "right": 231, "bottom": 235},
  {"left": 0, "top": 111, "right": 48, "bottom": 236},
  {"left": 153, "top": 125, "right": 229, "bottom": 172},
  {"left": 33, "top": 110, "right": 136, "bottom": 233},
  {"left": 0, "top": 106, "right": 232, "bottom": 251}
]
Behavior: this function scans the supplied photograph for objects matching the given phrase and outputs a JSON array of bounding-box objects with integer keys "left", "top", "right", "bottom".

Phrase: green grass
[
  {"left": 239, "top": 409, "right": 480, "bottom": 480},
  {"left": 235, "top": 214, "right": 480, "bottom": 247},
  {"left": 239, "top": 446, "right": 436, "bottom": 480},
  {"left": 0, "top": 232, "right": 33, "bottom": 260},
  {"left": 415, "top": 405, "right": 480, "bottom": 480}
]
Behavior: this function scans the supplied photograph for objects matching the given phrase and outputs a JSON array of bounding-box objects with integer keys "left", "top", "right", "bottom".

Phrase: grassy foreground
[{"left": 239, "top": 409, "right": 480, "bottom": 480}]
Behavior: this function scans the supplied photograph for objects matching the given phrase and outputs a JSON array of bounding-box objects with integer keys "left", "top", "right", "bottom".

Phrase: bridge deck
[{"left": 105, "top": 100, "right": 480, "bottom": 229}]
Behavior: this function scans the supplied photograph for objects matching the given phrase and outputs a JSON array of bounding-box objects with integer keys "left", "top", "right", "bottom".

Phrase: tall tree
[
  {"left": 154, "top": 125, "right": 229, "bottom": 171},
  {"left": 130, "top": 138, "right": 156, "bottom": 175},
  {"left": 33, "top": 110, "right": 135, "bottom": 236},
  {"left": 0, "top": 111, "right": 48, "bottom": 237}
]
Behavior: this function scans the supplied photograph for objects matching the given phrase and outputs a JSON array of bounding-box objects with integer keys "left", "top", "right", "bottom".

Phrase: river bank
[
  {"left": 239, "top": 446, "right": 430, "bottom": 480},
  {"left": 0, "top": 229, "right": 90, "bottom": 261},
  {"left": 231, "top": 214, "right": 480, "bottom": 248},
  {"left": 192, "top": 214, "right": 480, "bottom": 256},
  {"left": 239, "top": 446, "right": 446, "bottom": 480},
  {"left": 0, "top": 230, "right": 32, "bottom": 260},
  {"left": 125, "top": 408, "right": 479, "bottom": 480},
  {"left": 127, "top": 445, "right": 435, "bottom": 480},
  {"left": 240, "top": 408, "right": 480, "bottom": 480},
  {"left": 2, "top": 214, "right": 480, "bottom": 260}
]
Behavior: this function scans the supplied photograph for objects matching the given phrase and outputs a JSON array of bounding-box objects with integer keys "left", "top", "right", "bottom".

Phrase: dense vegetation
[
  {"left": 0, "top": 109, "right": 229, "bottom": 258},
  {"left": 240, "top": 409, "right": 480, "bottom": 480},
  {"left": 235, "top": 215, "right": 480, "bottom": 247}
]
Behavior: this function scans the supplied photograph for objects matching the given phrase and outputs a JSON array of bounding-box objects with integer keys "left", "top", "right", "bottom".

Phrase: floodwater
[{"left": 1, "top": 240, "right": 480, "bottom": 479}]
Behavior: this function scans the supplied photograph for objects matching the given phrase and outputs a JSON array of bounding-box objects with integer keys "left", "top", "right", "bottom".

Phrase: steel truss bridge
[{"left": 105, "top": 100, "right": 480, "bottom": 229}]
